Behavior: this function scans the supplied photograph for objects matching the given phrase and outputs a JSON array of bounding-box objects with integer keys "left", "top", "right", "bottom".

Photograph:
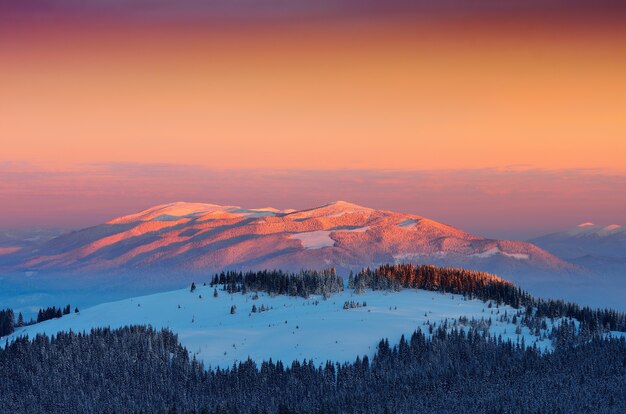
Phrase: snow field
[{"left": 5, "top": 285, "right": 558, "bottom": 368}]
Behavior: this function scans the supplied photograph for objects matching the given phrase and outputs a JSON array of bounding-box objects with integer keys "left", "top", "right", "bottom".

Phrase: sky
[{"left": 1, "top": 1, "right": 625, "bottom": 239}]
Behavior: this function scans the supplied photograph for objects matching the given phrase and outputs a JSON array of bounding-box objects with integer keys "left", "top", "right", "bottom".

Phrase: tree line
[
  {"left": 352, "top": 264, "right": 626, "bottom": 332},
  {"left": 1, "top": 325, "right": 624, "bottom": 413},
  {"left": 0, "top": 304, "right": 79, "bottom": 338},
  {"left": 0, "top": 309, "right": 14, "bottom": 337},
  {"left": 37, "top": 304, "right": 76, "bottom": 323},
  {"left": 209, "top": 269, "right": 344, "bottom": 299}
]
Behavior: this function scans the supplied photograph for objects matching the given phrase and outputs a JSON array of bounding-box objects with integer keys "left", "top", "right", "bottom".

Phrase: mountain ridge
[
  {"left": 530, "top": 222, "right": 626, "bottom": 260},
  {"left": 2, "top": 201, "right": 574, "bottom": 279}
]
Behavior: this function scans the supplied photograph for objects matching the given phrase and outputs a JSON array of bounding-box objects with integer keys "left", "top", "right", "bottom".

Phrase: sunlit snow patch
[
  {"left": 290, "top": 231, "right": 335, "bottom": 249},
  {"left": 397, "top": 219, "right": 418, "bottom": 229},
  {"left": 393, "top": 252, "right": 447, "bottom": 262},
  {"left": 471, "top": 247, "right": 529, "bottom": 260}
]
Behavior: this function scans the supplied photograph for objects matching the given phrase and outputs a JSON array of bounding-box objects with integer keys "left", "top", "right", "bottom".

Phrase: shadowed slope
[{"left": 4, "top": 202, "right": 574, "bottom": 281}]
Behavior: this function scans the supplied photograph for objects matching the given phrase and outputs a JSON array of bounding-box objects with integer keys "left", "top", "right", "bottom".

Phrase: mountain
[
  {"left": 530, "top": 223, "right": 626, "bottom": 289},
  {"left": 0, "top": 228, "right": 66, "bottom": 257},
  {"left": 530, "top": 222, "right": 626, "bottom": 260},
  {"left": 2, "top": 201, "right": 572, "bottom": 280}
]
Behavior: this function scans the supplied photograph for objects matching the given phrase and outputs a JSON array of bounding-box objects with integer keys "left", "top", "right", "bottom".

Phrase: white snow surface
[
  {"left": 397, "top": 219, "right": 418, "bottom": 229},
  {"left": 393, "top": 252, "right": 446, "bottom": 262},
  {"left": 290, "top": 227, "right": 369, "bottom": 249},
  {"left": 289, "top": 231, "right": 335, "bottom": 249},
  {"left": 609, "top": 331, "right": 626, "bottom": 340},
  {"left": 3, "top": 286, "right": 552, "bottom": 368},
  {"left": 289, "top": 201, "right": 374, "bottom": 219},
  {"left": 598, "top": 224, "right": 623, "bottom": 236},
  {"left": 566, "top": 222, "right": 624, "bottom": 237},
  {"left": 471, "top": 247, "right": 530, "bottom": 260},
  {"left": 108, "top": 202, "right": 292, "bottom": 224}
]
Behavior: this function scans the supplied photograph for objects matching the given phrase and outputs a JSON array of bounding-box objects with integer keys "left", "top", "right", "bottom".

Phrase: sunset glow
[
  {"left": 2, "top": 5, "right": 626, "bottom": 409},
  {"left": 1, "top": 2, "right": 625, "bottom": 235}
]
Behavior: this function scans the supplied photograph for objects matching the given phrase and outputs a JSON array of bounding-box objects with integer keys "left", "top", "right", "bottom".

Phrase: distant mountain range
[
  {"left": 530, "top": 222, "right": 626, "bottom": 260},
  {"left": 1, "top": 201, "right": 573, "bottom": 281},
  {"left": 530, "top": 222, "right": 626, "bottom": 275},
  {"left": 0, "top": 228, "right": 66, "bottom": 257}
]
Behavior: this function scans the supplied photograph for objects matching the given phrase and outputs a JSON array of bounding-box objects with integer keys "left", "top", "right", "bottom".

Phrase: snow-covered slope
[
  {"left": 3, "top": 285, "right": 555, "bottom": 368},
  {"left": 3, "top": 201, "right": 572, "bottom": 280},
  {"left": 0, "top": 228, "right": 66, "bottom": 257},
  {"left": 530, "top": 222, "right": 626, "bottom": 260}
]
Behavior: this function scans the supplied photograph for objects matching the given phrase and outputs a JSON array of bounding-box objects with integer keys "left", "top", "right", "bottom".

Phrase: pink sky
[
  {"left": 1, "top": 4, "right": 625, "bottom": 240},
  {"left": 1, "top": 163, "right": 624, "bottom": 240}
]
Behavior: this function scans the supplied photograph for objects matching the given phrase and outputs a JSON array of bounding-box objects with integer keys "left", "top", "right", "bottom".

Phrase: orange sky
[{"left": 2, "top": 16, "right": 625, "bottom": 171}]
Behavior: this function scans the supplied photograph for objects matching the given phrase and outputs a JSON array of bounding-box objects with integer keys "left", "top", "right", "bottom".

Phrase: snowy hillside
[
  {"left": 4, "top": 284, "right": 558, "bottom": 368},
  {"left": 2, "top": 201, "right": 572, "bottom": 280}
]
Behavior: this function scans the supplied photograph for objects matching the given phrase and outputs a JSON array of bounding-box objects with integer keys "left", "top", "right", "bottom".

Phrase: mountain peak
[
  {"left": 564, "top": 222, "right": 624, "bottom": 237},
  {"left": 323, "top": 200, "right": 371, "bottom": 210},
  {"left": 284, "top": 200, "right": 374, "bottom": 220},
  {"left": 531, "top": 222, "right": 626, "bottom": 261},
  {"left": 107, "top": 202, "right": 301, "bottom": 224},
  {"left": 13, "top": 200, "right": 571, "bottom": 276},
  {"left": 598, "top": 224, "right": 623, "bottom": 237},
  {"left": 108, "top": 202, "right": 230, "bottom": 224},
  {"left": 106, "top": 201, "right": 378, "bottom": 225}
]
